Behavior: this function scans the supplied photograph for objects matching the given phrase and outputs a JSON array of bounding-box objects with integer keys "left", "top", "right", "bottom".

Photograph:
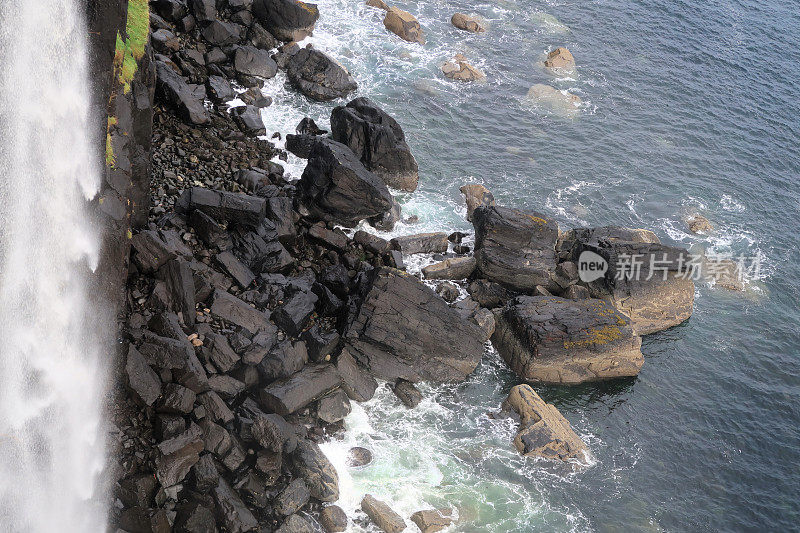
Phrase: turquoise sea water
[{"left": 258, "top": 0, "right": 800, "bottom": 530}]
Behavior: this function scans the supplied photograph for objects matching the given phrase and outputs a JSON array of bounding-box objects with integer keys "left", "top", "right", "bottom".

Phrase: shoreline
[{"left": 106, "top": 1, "right": 749, "bottom": 531}]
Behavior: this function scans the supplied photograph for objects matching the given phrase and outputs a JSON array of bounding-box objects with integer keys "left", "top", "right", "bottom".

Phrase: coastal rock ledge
[{"left": 491, "top": 295, "right": 644, "bottom": 384}]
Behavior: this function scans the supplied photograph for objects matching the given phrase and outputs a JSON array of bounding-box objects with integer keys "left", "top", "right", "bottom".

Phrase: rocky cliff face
[{"left": 88, "top": 0, "right": 155, "bottom": 320}]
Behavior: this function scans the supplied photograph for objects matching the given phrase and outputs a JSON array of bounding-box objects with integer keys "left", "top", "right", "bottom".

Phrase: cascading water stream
[{"left": 0, "top": 1, "right": 107, "bottom": 530}]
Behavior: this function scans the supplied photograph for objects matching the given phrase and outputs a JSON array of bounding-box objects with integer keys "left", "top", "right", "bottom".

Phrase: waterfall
[{"left": 0, "top": 0, "right": 108, "bottom": 530}]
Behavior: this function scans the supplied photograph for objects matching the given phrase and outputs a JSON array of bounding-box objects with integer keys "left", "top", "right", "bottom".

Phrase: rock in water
[
  {"left": 297, "top": 138, "right": 392, "bottom": 226},
  {"left": 383, "top": 7, "right": 425, "bottom": 44},
  {"left": 252, "top": 0, "right": 319, "bottom": 42},
  {"left": 451, "top": 13, "right": 485, "bottom": 33},
  {"left": 361, "top": 494, "right": 407, "bottom": 533},
  {"left": 525, "top": 84, "right": 582, "bottom": 116},
  {"left": 502, "top": 384, "right": 587, "bottom": 462},
  {"left": 287, "top": 48, "right": 358, "bottom": 101},
  {"left": 410, "top": 509, "right": 452, "bottom": 533},
  {"left": 460, "top": 183, "right": 495, "bottom": 221},
  {"left": 543, "top": 47, "right": 575, "bottom": 71},
  {"left": 491, "top": 296, "right": 644, "bottom": 384},
  {"left": 472, "top": 205, "right": 560, "bottom": 292},
  {"left": 365, "top": 0, "right": 388, "bottom": 10},
  {"left": 345, "top": 268, "right": 485, "bottom": 382},
  {"left": 390, "top": 232, "right": 449, "bottom": 254},
  {"left": 568, "top": 235, "right": 695, "bottom": 334},
  {"left": 291, "top": 440, "right": 340, "bottom": 502},
  {"left": 422, "top": 256, "right": 476, "bottom": 280},
  {"left": 442, "top": 54, "right": 485, "bottom": 82},
  {"left": 330, "top": 97, "right": 419, "bottom": 192},
  {"left": 686, "top": 214, "right": 713, "bottom": 233},
  {"left": 320, "top": 505, "right": 348, "bottom": 532}
]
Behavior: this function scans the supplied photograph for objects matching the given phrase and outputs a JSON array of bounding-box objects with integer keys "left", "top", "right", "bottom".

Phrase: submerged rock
[
  {"left": 383, "top": 7, "right": 425, "bottom": 44},
  {"left": 442, "top": 54, "right": 485, "bottom": 82},
  {"left": 410, "top": 509, "right": 452, "bottom": 533},
  {"left": 287, "top": 48, "right": 358, "bottom": 102},
  {"left": 525, "top": 84, "right": 582, "bottom": 116},
  {"left": 492, "top": 296, "right": 644, "bottom": 384},
  {"left": 451, "top": 13, "right": 485, "bottom": 33},
  {"left": 543, "top": 47, "right": 575, "bottom": 71},
  {"left": 345, "top": 268, "right": 485, "bottom": 383},
  {"left": 686, "top": 214, "right": 713, "bottom": 234},
  {"left": 330, "top": 97, "right": 419, "bottom": 192},
  {"left": 501, "top": 384, "right": 587, "bottom": 462}
]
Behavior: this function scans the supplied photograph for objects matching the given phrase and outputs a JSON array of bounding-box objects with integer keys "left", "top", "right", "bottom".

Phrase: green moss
[
  {"left": 105, "top": 117, "right": 118, "bottom": 167},
  {"left": 114, "top": 0, "right": 150, "bottom": 93}
]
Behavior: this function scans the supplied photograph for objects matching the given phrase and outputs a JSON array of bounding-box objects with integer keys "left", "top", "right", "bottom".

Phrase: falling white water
[{"left": 0, "top": 1, "right": 107, "bottom": 531}]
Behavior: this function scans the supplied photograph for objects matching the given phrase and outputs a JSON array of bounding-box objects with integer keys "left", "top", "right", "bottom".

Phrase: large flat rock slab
[
  {"left": 491, "top": 295, "right": 643, "bottom": 384},
  {"left": 345, "top": 268, "right": 485, "bottom": 383}
]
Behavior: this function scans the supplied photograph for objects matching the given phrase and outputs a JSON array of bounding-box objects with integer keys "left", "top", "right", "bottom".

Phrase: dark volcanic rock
[
  {"left": 213, "top": 478, "right": 259, "bottom": 532},
  {"left": 125, "top": 345, "right": 162, "bottom": 406},
  {"left": 179, "top": 187, "right": 266, "bottom": 228},
  {"left": 210, "top": 289, "right": 272, "bottom": 333},
  {"left": 234, "top": 45, "right": 278, "bottom": 79},
  {"left": 190, "top": 0, "right": 216, "bottom": 21},
  {"left": 157, "top": 383, "right": 196, "bottom": 414},
  {"left": 139, "top": 332, "right": 210, "bottom": 393},
  {"left": 274, "top": 478, "right": 311, "bottom": 516},
  {"left": 345, "top": 268, "right": 485, "bottom": 383},
  {"left": 154, "top": 0, "right": 189, "bottom": 21},
  {"left": 298, "top": 139, "right": 392, "bottom": 226},
  {"left": 156, "top": 424, "right": 204, "bottom": 487},
  {"left": 190, "top": 209, "right": 232, "bottom": 250},
  {"left": 272, "top": 290, "right": 319, "bottom": 336},
  {"left": 202, "top": 20, "right": 241, "bottom": 46},
  {"left": 259, "top": 363, "right": 342, "bottom": 415},
  {"left": 155, "top": 60, "right": 210, "bottom": 125},
  {"left": 175, "top": 501, "right": 217, "bottom": 533},
  {"left": 257, "top": 339, "right": 308, "bottom": 380},
  {"left": 473, "top": 206, "right": 560, "bottom": 292},
  {"left": 391, "top": 232, "right": 449, "bottom": 255},
  {"left": 233, "top": 105, "right": 267, "bottom": 136},
  {"left": 206, "top": 332, "right": 241, "bottom": 373},
  {"left": 291, "top": 439, "right": 339, "bottom": 502},
  {"left": 336, "top": 348, "right": 378, "bottom": 402},
  {"left": 492, "top": 296, "right": 644, "bottom": 384},
  {"left": 330, "top": 97, "right": 419, "bottom": 191},
  {"left": 286, "top": 48, "right": 357, "bottom": 102},
  {"left": 216, "top": 251, "right": 256, "bottom": 289},
  {"left": 162, "top": 258, "right": 196, "bottom": 326},
  {"left": 253, "top": 0, "right": 320, "bottom": 42},
  {"left": 317, "top": 389, "right": 351, "bottom": 423},
  {"left": 391, "top": 378, "right": 422, "bottom": 408}
]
